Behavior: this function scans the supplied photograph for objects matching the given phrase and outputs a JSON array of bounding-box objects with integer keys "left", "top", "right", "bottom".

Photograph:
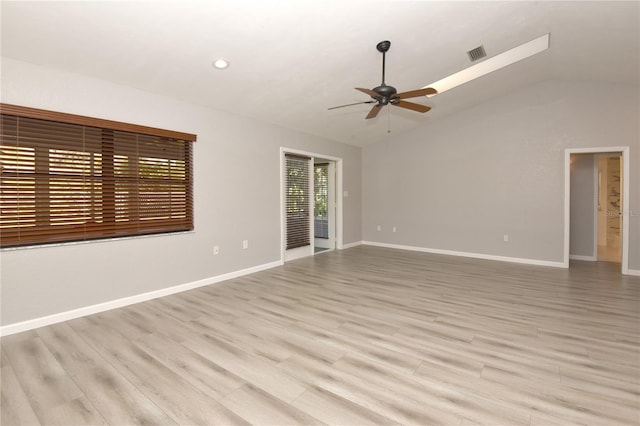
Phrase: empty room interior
[{"left": 1, "top": 1, "right": 639, "bottom": 425}]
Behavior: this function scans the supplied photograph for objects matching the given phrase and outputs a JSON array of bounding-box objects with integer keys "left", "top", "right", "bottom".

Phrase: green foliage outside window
[{"left": 314, "top": 165, "right": 328, "bottom": 218}]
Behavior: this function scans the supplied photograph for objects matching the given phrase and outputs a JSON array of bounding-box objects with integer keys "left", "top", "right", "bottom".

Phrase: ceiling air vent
[{"left": 467, "top": 45, "right": 486, "bottom": 62}]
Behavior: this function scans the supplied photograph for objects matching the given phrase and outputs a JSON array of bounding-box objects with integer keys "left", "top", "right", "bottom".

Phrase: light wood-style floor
[{"left": 2, "top": 246, "right": 639, "bottom": 425}]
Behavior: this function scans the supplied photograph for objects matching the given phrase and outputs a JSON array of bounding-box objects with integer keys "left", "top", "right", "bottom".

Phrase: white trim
[
  {"left": 564, "top": 149, "right": 571, "bottom": 268},
  {"left": 341, "top": 241, "right": 363, "bottom": 249},
  {"left": 363, "top": 241, "right": 565, "bottom": 268},
  {"left": 565, "top": 147, "right": 631, "bottom": 275},
  {"left": 592, "top": 158, "right": 599, "bottom": 259},
  {"left": 627, "top": 269, "right": 640, "bottom": 277},
  {"left": 335, "top": 160, "right": 344, "bottom": 250},
  {"left": 1, "top": 230, "right": 195, "bottom": 252},
  {"left": 0, "top": 260, "right": 282, "bottom": 337},
  {"left": 569, "top": 254, "right": 597, "bottom": 262},
  {"left": 280, "top": 150, "right": 286, "bottom": 262}
]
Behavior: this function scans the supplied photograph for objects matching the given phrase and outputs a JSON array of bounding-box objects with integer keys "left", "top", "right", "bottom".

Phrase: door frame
[
  {"left": 564, "top": 146, "right": 630, "bottom": 274},
  {"left": 280, "top": 147, "right": 343, "bottom": 262}
]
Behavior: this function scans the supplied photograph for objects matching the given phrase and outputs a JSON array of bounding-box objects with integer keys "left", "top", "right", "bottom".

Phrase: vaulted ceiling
[{"left": 2, "top": 1, "right": 638, "bottom": 147}]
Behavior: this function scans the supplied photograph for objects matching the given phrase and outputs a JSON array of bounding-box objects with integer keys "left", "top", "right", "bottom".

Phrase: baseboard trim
[
  {"left": 626, "top": 269, "right": 640, "bottom": 277},
  {"left": 341, "top": 241, "right": 363, "bottom": 249},
  {"left": 569, "top": 254, "right": 597, "bottom": 261},
  {"left": 0, "top": 260, "right": 283, "bottom": 337},
  {"left": 362, "top": 241, "right": 566, "bottom": 268}
]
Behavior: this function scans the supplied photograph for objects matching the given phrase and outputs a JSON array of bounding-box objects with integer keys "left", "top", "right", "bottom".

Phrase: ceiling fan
[{"left": 329, "top": 40, "right": 437, "bottom": 119}]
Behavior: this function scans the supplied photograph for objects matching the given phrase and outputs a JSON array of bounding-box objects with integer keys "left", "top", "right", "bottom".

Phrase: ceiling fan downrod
[
  {"left": 374, "top": 40, "right": 396, "bottom": 104},
  {"left": 377, "top": 40, "right": 391, "bottom": 86}
]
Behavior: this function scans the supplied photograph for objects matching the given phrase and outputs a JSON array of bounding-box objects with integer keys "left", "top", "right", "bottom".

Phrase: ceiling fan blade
[
  {"left": 393, "top": 100, "right": 431, "bottom": 113},
  {"left": 328, "top": 100, "right": 376, "bottom": 110},
  {"left": 355, "top": 87, "right": 381, "bottom": 99},
  {"left": 395, "top": 87, "right": 438, "bottom": 99},
  {"left": 366, "top": 104, "right": 383, "bottom": 119}
]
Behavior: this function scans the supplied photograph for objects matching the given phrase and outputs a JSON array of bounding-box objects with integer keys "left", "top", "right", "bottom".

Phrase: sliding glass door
[
  {"left": 282, "top": 149, "right": 341, "bottom": 262},
  {"left": 284, "top": 154, "right": 312, "bottom": 259},
  {"left": 313, "top": 162, "right": 335, "bottom": 252}
]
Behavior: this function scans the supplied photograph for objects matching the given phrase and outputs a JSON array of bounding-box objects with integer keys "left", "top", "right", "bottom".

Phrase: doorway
[
  {"left": 565, "top": 147, "right": 630, "bottom": 274},
  {"left": 281, "top": 148, "right": 343, "bottom": 262}
]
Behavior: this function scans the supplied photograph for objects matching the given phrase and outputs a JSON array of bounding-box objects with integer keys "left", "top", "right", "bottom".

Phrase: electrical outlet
[
  {"left": 242, "top": 240, "right": 248, "bottom": 249},
  {"left": 393, "top": 226, "right": 397, "bottom": 233},
  {"left": 377, "top": 225, "right": 381, "bottom": 231},
  {"left": 503, "top": 234, "right": 509, "bottom": 242},
  {"left": 213, "top": 245, "right": 219, "bottom": 255}
]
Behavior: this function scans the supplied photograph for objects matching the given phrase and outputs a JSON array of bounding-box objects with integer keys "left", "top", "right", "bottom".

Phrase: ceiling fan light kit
[{"left": 329, "top": 40, "right": 437, "bottom": 119}]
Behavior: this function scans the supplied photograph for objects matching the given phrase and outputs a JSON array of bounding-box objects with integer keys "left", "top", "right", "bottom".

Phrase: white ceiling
[{"left": 1, "top": 1, "right": 638, "bottom": 147}]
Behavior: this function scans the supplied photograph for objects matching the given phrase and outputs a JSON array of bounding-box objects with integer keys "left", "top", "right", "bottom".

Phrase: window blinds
[
  {"left": 0, "top": 104, "right": 195, "bottom": 248},
  {"left": 285, "top": 154, "right": 311, "bottom": 250}
]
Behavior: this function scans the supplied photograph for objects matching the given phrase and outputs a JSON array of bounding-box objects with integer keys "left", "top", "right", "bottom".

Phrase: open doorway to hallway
[{"left": 566, "top": 147, "right": 630, "bottom": 275}]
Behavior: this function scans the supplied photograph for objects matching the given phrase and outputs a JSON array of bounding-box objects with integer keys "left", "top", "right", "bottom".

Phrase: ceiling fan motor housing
[
  {"left": 373, "top": 84, "right": 397, "bottom": 104},
  {"left": 372, "top": 84, "right": 398, "bottom": 98}
]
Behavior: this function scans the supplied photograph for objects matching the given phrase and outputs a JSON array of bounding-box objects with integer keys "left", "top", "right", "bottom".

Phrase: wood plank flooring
[{"left": 2, "top": 246, "right": 639, "bottom": 425}]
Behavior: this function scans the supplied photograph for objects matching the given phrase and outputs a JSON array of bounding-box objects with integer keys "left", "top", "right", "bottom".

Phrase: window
[{"left": 0, "top": 104, "right": 196, "bottom": 248}]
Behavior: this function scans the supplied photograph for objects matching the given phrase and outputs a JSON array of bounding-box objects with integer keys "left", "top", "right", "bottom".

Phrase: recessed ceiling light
[
  {"left": 212, "top": 59, "right": 230, "bottom": 70},
  {"left": 425, "top": 33, "right": 550, "bottom": 96}
]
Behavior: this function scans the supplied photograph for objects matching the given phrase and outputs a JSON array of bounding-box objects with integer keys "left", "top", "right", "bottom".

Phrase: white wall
[
  {"left": 362, "top": 80, "right": 639, "bottom": 269},
  {"left": 0, "top": 58, "right": 362, "bottom": 327}
]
